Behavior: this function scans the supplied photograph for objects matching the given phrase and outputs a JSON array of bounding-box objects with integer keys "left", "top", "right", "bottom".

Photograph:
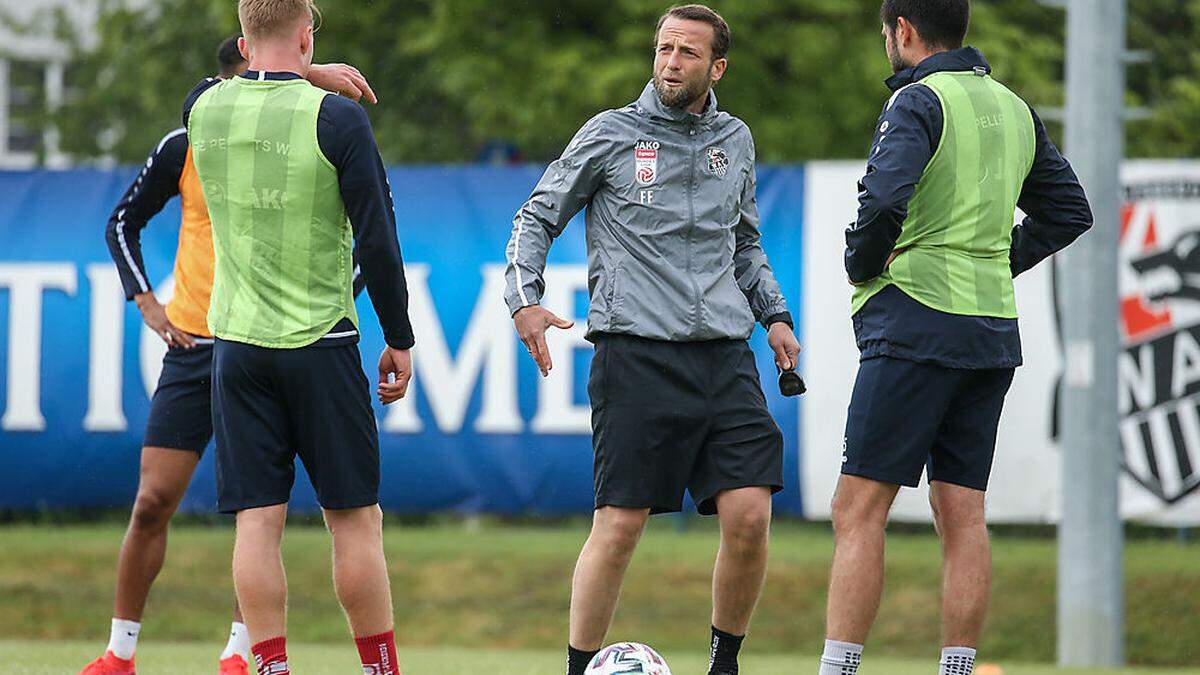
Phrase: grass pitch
[
  {"left": 2, "top": 641, "right": 1198, "bottom": 674},
  {"left": 0, "top": 519, "right": 1196, "bottom": 670}
]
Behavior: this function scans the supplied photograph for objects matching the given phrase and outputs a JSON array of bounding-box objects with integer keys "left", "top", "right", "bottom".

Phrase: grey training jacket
[{"left": 504, "top": 81, "right": 791, "bottom": 342}]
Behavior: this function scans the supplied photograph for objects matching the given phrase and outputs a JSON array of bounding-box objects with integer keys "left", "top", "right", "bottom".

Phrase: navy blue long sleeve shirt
[
  {"left": 105, "top": 129, "right": 189, "bottom": 300},
  {"left": 846, "top": 47, "right": 1092, "bottom": 369},
  {"left": 184, "top": 72, "right": 413, "bottom": 350}
]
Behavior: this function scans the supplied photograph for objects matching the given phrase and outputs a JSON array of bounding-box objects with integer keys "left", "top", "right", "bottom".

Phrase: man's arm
[
  {"left": 1010, "top": 107, "right": 1093, "bottom": 277},
  {"left": 734, "top": 138, "right": 800, "bottom": 370},
  {"left": 845, "top": 84, "right": 942, "bottom": 285},
  {"left": 104, "top": 129, "right": 197, "bottom": 347},
  {"left": 318, "top": 95, "right": 414, "bottom": 351},
  {"left": 734, "top": 136, "right": 792, "bottom": 330},
  {"left": 104, "top": 130, "right": 188, "bottom": 300},
  {"left": 504, "top": 113, "right": 611, "bottom": 316}
]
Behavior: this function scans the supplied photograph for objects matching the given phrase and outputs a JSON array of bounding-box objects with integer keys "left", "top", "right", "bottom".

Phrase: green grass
[
  {"left": 2, "top": 641, "right": 1197, "bottom": 675},
  {"left": 0, "top": 520, "right": 1197, "bottom": 669}
]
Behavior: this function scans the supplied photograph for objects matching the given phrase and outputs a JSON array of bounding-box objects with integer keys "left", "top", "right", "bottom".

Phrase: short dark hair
[
  {"left": 217, "top": 34, "right": 246, "bottom": 77},
  {"left": 654, "top": 4, "right": 731, "bottom": 61},
  {"left": 880, "top": 0, "right": 970, "bottom": 51}
]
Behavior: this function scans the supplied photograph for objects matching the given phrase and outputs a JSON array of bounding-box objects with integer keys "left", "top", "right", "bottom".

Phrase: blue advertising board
[{"left": 0, "top": 165, "right": 804, "bottom": 515}]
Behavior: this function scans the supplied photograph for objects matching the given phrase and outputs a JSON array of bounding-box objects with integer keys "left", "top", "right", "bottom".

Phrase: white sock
[
  {"left": 106, "top": 618, "right": 141, "bottom": 661},
  {"left": 940, "top": 646, "right": 977, "bottom": 675},
  {"left": 221, "top": 622, "right": 251, "bottom": 660},
  {"left": 819, "top": 639, "right": 863, "bottom": 675}
]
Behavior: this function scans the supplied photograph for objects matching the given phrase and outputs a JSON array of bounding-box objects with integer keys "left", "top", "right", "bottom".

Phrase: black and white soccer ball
[{"left": 585, "top": 642, "right": 672, "bottom": 675}]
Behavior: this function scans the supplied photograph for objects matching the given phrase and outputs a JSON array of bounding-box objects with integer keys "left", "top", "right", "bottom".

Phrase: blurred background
[{"left": 0, "top": 0, "right": 1197, "bottom": 673}]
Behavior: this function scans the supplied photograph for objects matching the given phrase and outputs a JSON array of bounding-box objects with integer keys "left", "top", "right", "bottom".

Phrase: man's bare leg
[
  {"left": 818, "top": 475, "right": 900, "bottom": 674},
  {"left": 709, "top": 487, "right": 773, "bottom": 673},
  {"left": 327, "top": 505, "right": 394, "bottom": 634},
  {"left": 930, "top": 480, "right": 990, "bottom": 673},
  {"left": 824, "top": 475, "right": 900, "bottom": 642},
  {"left": 569, "top": 507, "right": 651, "bottom": 651},
  {"left": 112, "top": 447, "right": 200, "bottom": 621},
  {"left": 232, "top": 504, "right": 289, "bottom": 643},
  {"left": 327, "top": 505, "right": 402, "bottom": 674}
]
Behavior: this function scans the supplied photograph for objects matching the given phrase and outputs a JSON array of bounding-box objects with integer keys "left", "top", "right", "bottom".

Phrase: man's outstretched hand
[
  {"left": 513, "top": 306, "right": 574, "bottom": 377},
  {"left": 308, "top": 63, "right": 378, "bottom": 104},
  {"left": 377, "top": 346, "right": 412, "bottom": 405}
]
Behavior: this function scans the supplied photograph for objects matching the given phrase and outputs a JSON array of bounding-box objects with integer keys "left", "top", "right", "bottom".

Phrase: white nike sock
[
  {"left": 818, "top": 639, "right": 863, "bottom": 675},
  {"left": 221, "top": 622, "right": 251, "bottom": 660},
  {"left": 939, "top": 646, "right": 977, "bottom": 675},
  {"left": 106, "top": 618, "right": 141, "bottom": 661}
]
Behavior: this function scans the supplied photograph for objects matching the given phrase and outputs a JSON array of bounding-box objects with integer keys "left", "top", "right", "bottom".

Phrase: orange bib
[{"left": 164, "top": 147, "right": 215, "bottom": 338}]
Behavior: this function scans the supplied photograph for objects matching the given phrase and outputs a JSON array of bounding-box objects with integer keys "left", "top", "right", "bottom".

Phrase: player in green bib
[
  {"left": 183, "top": 1, "right": 413, "bottom": 673},
  {"left": 817, "top": 2, "right": 1093, "bottom": 675}
]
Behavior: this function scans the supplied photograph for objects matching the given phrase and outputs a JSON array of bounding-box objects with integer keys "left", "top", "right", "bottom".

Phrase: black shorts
[
  {"left": 589, "top": 333, "right": 784, "bottom": 516},
  {"left": 842, "top": 356, "right": 1015, "bottom": 491},
  {"left": 144, "top": 339, "right": 214, "bottom": 454},
  {"left": 212, "top": 339, "right": 380, "bottom": 514}
]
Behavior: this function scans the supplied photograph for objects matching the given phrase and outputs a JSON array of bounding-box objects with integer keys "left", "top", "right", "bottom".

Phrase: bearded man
[{"left": 504, "top": 5, "right": 801, "bottom": 675}]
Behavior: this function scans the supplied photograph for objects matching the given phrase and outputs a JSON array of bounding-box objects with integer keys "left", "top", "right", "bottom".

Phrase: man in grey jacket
[{"left": 504, "top": 6, "right": 801, "bottom": 675}]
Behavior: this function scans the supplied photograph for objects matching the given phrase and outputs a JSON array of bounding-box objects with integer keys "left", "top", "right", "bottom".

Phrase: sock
[
  {"left": 567, "top": 645, "right": 600, "bottom": 675},
  {"left": 818, "top": 639, "right": 863, "bottom": 675},
  {"left": 221, "top": 622, "right": 251, "bottom": 660},
  {"left": 940, "top": 646, "right": 977, "bottom": 675},
  {"left": 708, "top": 626, "right": 745, "bottom": 674},
  {"left": 355, "top": 630, "right": 400, "bottom": 675},
  {"left": 106, "top": 618, "right": 141, "bottom": 661},
  {"left": 251, "top": 636, "right": 288, "bottom": 675}
]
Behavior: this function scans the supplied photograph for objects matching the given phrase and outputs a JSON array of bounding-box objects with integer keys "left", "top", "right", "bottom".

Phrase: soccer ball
[{"left": 585, "top": 642, "right": 672, "bottom": 675}]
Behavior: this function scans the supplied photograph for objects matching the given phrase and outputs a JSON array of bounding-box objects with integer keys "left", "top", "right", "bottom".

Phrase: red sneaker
[
  {"left": 218, "top": 654, "right": 251, "bottom": 675},
  {"left": 79, "top": 651, "right": 136, "bottom": 675}
]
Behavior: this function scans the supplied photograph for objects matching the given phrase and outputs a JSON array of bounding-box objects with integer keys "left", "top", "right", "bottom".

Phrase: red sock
[
  {"left": 251, "top": 636, "right": 289, "bottom": 675},
  {"left": 355, "top": 630, "right": 399, "bottom": 675}
]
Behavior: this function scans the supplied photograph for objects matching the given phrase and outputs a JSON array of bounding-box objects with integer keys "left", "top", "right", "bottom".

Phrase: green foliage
[
  {"left": 50, "top": 0, "right": 237, "bottom": 160},
  {"left": 22, "top": 0, "right": 1200, "bottom": 163},
  {"left": 1126, "top": 0, "right": 1200, "bottom": 157}
]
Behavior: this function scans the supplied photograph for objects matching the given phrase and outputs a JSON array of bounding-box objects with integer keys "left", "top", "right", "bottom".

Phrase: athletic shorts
[
  {"left": 212, "top": 339, "right": 380, "bottom": 514},
  {"left": 842, "top": 356, "right": 1015, "bottom": 491},
  {"left": 589, "top": 333, "right": 784, "bottom": 516},
  {"left": 143, "top": 338, "right": 214, "bottom": 454}
]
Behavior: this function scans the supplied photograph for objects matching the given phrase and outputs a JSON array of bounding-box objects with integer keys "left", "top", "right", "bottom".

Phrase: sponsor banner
[
  {"left": 802, "top": 160, "right": 1200, "bottom": 525},
  {"left": 0, "top": 165, "right": 804, "bottom": 514}
]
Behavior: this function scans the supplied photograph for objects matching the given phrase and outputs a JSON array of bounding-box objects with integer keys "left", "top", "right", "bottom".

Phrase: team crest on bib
[
  {"left": 635, "top": 140, "right": 659, "bottom": 185},
  {"left": 706, "top": 147, "right": 729, "bottom": 178}
]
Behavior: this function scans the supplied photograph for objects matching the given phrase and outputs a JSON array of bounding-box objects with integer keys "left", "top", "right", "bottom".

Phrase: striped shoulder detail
[
  {"left": 155, "top": 127, "right": 187, "bottom": 155},
  {"left": 886, "top": 82, "right": 923, "bottom": 112}
]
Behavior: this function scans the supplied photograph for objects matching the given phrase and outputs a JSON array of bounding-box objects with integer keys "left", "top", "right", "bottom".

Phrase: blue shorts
[
  {"left": 212, "top": 339, "right": 380, "bottom": 514},
  {"left": 842, "top": 356, "right": 1015, "bottom": 491},
  {"left": 143, "top": 339, "right": 214, "bottom": 454}
]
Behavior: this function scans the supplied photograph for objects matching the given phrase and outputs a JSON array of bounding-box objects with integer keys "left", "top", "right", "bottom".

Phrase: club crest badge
[
  {"left": 635, "top": 140, "right": 659, "bottom": 185},
  {"left": 1050, "top": 175, "right": 1200, "bottom": 505},
  {"left": 706, "top": 147, "right": 729, "bottom": 178}
]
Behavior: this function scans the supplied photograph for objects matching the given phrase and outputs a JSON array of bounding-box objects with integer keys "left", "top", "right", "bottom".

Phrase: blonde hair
[{"left": 238, "top": 0, "right": 319, "bottom": 42}]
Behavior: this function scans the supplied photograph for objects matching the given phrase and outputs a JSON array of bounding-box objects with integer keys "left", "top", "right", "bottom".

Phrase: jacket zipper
[{"left": 686, "top": 122, "right": 701, "bottom": 329}]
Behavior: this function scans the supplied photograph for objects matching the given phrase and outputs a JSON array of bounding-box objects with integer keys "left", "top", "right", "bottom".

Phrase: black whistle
[{"left": 777, "top": 367, "right": 807, "bottom": 397}]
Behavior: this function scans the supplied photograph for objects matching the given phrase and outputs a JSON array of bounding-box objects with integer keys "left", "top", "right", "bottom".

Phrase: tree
[{"left": 24, "top": 0, "right": 1200, "bottom": 164}]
